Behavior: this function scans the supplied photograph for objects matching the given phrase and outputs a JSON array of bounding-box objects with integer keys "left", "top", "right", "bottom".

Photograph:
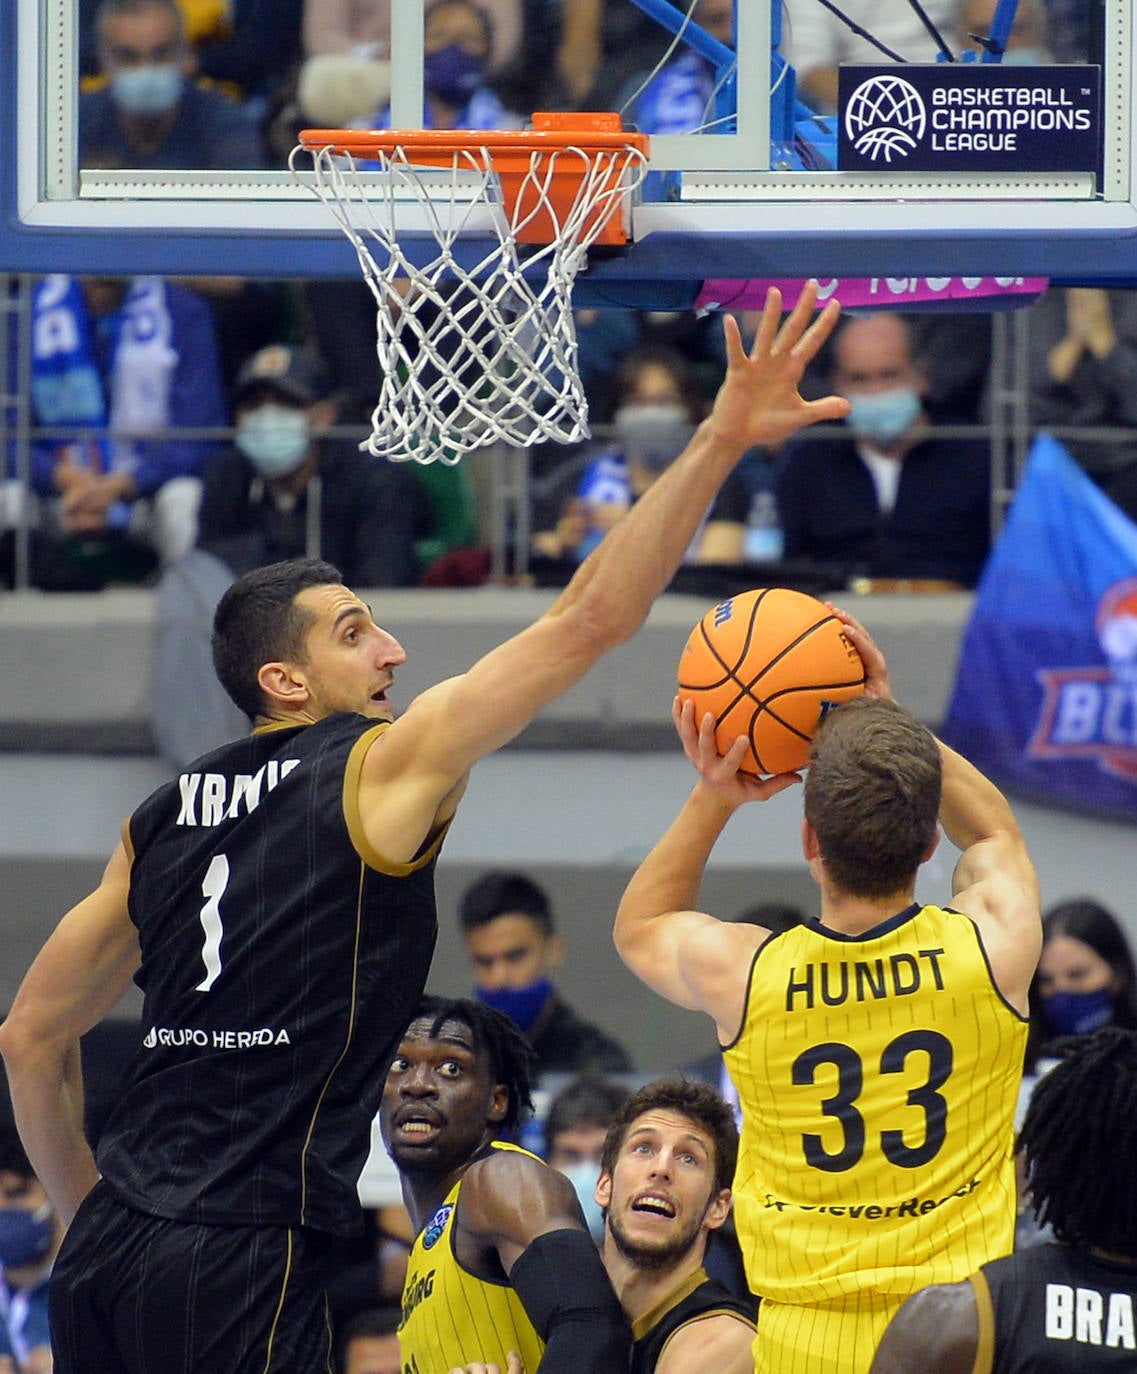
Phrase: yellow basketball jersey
[
  {"left": 723, "top": 904, "right": 1027, "bottom": 1306},
  {"left": 398, "top": 1142, "right": 547, "bottom": 1374}
]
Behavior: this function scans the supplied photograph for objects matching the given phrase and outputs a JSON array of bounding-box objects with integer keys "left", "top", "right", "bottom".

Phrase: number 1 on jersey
[{"left": 196, "top": 853, "right": 228, "bottom": 992}]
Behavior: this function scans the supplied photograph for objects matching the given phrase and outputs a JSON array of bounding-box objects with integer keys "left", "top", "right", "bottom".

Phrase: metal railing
[{"left": 1, "top": 277, "right": 1126, "bottom": 592}]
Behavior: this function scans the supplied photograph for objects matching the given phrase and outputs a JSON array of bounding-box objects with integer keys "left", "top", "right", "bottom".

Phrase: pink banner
[{"left": 694, "top": 276, "right": 1049, "bottom": 312}]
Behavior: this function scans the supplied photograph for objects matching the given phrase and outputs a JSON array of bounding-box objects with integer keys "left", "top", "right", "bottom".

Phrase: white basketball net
[{"left": 293, "top": 140, "right": 650, "bottom": 465}]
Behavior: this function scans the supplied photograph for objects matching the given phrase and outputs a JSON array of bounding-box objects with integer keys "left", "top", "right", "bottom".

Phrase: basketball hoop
[{"left": 291, "top": 113, "right": 650, "bottom": 465}]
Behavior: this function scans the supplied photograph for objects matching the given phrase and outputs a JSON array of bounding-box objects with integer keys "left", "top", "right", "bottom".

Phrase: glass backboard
[{"left": 1, "top": 0, "right": 1135, "bottom": 304}]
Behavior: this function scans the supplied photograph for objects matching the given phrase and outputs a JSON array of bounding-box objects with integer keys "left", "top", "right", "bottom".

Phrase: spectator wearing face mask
[
  {"left": 775, "top": 311, "right": 992, "bottom": 590},
  {"left": 532, "top": 345, "right": 749, "bottom": 566},
  {"left": 0, "top": 1119, "right": 63, "bottom": 1374},
  {"left": 1026, "top": 898, "right": 1137, "bottom": 1069},
  {"left": 543, "top": 1075, "right": 631, "bottom": 1245},
  {"left": 458, "top": 871, "right": 633, "bottom": 1084},
  {"left": 195, "top": 343, "right": 429, "bottom": 586},
  {"left": 80, "top": 0, "right": 265, "bottom": 170},
  {"left": 358, "top": 0, "right": 524, "bottom": 132}
]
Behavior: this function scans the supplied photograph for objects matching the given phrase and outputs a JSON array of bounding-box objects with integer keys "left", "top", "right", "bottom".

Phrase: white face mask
[
  {"left": 235, "top": 405, "right": 312, "bottom": 478},
  {"left": 844, "top": 386, "right": 922, "bottom": 446},
  {"left": 110, "top": 63, "right": 184, "bottom": 116},
  {"left": 614, "top": 401, "right": 695, "bottom": 471}
]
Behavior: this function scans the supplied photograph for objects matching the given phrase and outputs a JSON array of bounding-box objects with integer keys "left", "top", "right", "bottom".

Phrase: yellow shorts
[{"left": 755, "top": 1292, "right": 904, "bottom": 1374}]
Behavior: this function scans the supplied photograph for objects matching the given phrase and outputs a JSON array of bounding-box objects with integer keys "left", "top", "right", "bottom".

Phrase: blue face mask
[
  {"left": 559, "top": 1160, "right": 605, "bottom": 1241},
  {"left": 1040, "top": 988, "right": 1114, "bottom": 1037},
  {"left": 423, "top": 44, "right": 485, "bottom": 106},
  {"left": 475, "top": 978, "right": 553, "bottom": 1034},
  {"left": 111, "top": 63, "right": 184, "bottom": 117},
  {"left": 235, "top": 405, "right": 312, "bottom": 478},
  {"left": 0, "top": 1203, "right": 55, "bottom": 1269},
  {"left": 845, "top": 386, "right": 922, "bottom": 446}
]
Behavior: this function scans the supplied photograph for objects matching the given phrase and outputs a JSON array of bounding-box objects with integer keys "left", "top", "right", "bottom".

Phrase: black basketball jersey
[
  {"left": 630, "top": 1268, "right": 758, "bottom": 1374},
  {"left": 973, "top": 1242, "right": 1137, "bottom": 1374},
  {"left": 97, "top": 714, "right": 443, "bottom": 1234}
]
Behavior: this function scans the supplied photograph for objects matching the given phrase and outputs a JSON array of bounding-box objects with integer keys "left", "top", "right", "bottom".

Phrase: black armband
[{"left": 510, "top": 1228, "right": 630, "bottom": 1374}]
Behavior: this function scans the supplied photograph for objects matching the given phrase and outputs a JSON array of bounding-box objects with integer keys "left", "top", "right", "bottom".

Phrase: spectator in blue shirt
[{"left": 6, "top": 275, "right": 226, "bottom": 584}]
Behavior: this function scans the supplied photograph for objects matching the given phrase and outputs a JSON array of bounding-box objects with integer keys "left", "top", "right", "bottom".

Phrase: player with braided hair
[
  {"left": 871, "top": 1025, "right": 1137, "bottom": 1373},
  {"left": 381, "top": 996, "right": 629, "bottom": 1373}
]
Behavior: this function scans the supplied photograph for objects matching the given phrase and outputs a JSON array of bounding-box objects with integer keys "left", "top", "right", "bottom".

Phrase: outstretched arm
[
  {"left": 869, "top": 1280, "right": 983, "bottom": 1374},
  {"left": 0, "top": 842, "right": 142, "bottom": 1223},
  {"left": 614, "top": 700, "right": 799, "bottom": 1035},
  {"left": 460, "top": 1152, "right": 629, "bottom": 1374},
  {"left": 359, "top": 288, "right": 850, "bottom": 860}
]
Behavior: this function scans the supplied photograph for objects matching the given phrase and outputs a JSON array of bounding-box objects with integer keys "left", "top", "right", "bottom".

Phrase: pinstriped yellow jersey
[
  {"left": 398, "top": 1141, "right": 546, "bottom": 1374},
  {"left": 723, "top": 903, "right": 1027, "bottom": 1306}
]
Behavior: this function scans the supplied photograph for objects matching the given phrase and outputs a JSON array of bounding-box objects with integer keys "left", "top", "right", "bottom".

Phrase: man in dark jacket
[
  {"left": 458, "top": 871, "right": 633, "bottom": 1081},
  {"left": 197, "top": 343, "right": 429, "bottom": 587}
]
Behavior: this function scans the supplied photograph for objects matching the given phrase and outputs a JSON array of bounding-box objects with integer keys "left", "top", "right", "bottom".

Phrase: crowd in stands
[
  {"left": 3, "top": 6, "right": 1134, "bottom": 1372},
  {"left": 4, "top": 0, "right": 1131, "bottom": 600}
]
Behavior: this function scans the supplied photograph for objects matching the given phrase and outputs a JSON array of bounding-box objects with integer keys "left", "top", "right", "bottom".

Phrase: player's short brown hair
[{"left": 804, "top": 697, "right": 941, "bottom": 900}]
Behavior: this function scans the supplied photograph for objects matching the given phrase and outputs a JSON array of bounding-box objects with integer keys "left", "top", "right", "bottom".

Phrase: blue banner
[{"left": 942, "top": 435, "right": 1137, "bottom": 821}]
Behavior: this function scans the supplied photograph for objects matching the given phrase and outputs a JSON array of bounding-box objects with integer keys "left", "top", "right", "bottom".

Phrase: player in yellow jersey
[
  {"left": 613, "top": 611, "right": 1041, "bottom": 1374},
  {"left": 380, "top": 996, "right": 630, "bottom": 1374}
]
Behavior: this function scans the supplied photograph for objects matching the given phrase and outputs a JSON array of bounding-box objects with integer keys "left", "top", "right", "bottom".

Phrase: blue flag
[{"left": 942, "top": 435, "right": 1137, "bottom": 821}]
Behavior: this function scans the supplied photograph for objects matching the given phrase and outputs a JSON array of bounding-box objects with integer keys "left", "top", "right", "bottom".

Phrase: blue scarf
[{"left": 30, "top": 276, "right": 176, "bottom": 529}]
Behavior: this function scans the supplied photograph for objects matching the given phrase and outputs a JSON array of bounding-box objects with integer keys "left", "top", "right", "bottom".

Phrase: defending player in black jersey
[
  {"left": 596, "top": 1078, "right": 757, "bottom": 1374},
  {"left": 870, "top": 1026, "right": 1137, "bottom": 1374},
  {"left": 383, "top": 997, "right": 629, "bottom": 1374},
  {"left": 0, "top": 290, "right": 850, "bottom": 1374}
]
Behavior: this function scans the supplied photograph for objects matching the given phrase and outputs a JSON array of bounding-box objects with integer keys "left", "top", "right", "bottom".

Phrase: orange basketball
[{"left": 677, "top": 588, "right": 866, "bottom": 775}]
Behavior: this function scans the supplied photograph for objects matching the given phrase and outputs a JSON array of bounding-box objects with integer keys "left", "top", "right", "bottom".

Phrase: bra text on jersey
[
  {"left": 176, "top": 759, "right": 301, "bottom": 826},
  {"left": 785, "top": 948, "right": 947, "bottom": 1011},
  {"left": 1047, "top": 1284, "right": 1136, "bottom": 1350}
]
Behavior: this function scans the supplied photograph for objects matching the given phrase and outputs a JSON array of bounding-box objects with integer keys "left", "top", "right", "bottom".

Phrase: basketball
[{"left": 677, "top": 588, "right": 866, "bottom": 775}]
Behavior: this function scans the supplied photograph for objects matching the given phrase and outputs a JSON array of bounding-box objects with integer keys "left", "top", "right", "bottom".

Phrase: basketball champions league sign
[{"left": 837, "top": 64, "right": 1101, "bottom": 174}]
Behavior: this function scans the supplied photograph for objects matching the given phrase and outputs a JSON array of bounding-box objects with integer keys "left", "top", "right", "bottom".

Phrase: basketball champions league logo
[
  {"left": 844, "top": 76, "right": 927, "bottom": 164},
  {"left": 837, "top": 63, "right": 1100, "bottom": 174},
  {"left": 1029, "top": 578, "right": 1137, "bottom": 780}
]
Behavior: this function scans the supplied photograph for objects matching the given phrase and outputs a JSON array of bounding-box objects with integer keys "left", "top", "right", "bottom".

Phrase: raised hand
[
  {"left": 825, "top": 605, "right": 893, "bottom": 702},
  {"left": 673, "top": 697, "right": 802, "bottom": 804},
  {"left": 707, "top": 282, "right": 850, "bottom": 453}
]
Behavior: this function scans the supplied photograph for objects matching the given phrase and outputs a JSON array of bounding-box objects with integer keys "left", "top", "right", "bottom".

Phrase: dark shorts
[{"left": 50, "top": 1181, "right": 336, "bottom": 1374}]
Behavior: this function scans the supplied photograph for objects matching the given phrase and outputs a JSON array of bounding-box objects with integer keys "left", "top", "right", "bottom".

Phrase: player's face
[
  {"left": 1036, "top": 934, "right": 1117, "bottom": 997},
  {"left": 597, "top": 1109, "right": 730, "bottom": 1268},
  {"left": 288, "top": 584, "right": 406, "bottom": 722},
  {"left": 381, "top": 1017, "right": 508, "bottom": 1175},
  {"left": 465, "top": 914, "right": 562, "bottom": 992}
]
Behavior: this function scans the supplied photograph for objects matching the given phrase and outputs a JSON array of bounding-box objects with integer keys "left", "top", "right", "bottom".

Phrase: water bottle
[{"left": 745, "top": 489, "right": 784, "bottom": 564}]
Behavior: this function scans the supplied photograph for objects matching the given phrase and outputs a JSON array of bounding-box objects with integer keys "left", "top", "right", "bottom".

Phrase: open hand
[
  {"left": 707, "top": 282, "right": 850, "bottom": 453},
  {"left": 674, "top": 697, "right": 801, "bottom": 805}
]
